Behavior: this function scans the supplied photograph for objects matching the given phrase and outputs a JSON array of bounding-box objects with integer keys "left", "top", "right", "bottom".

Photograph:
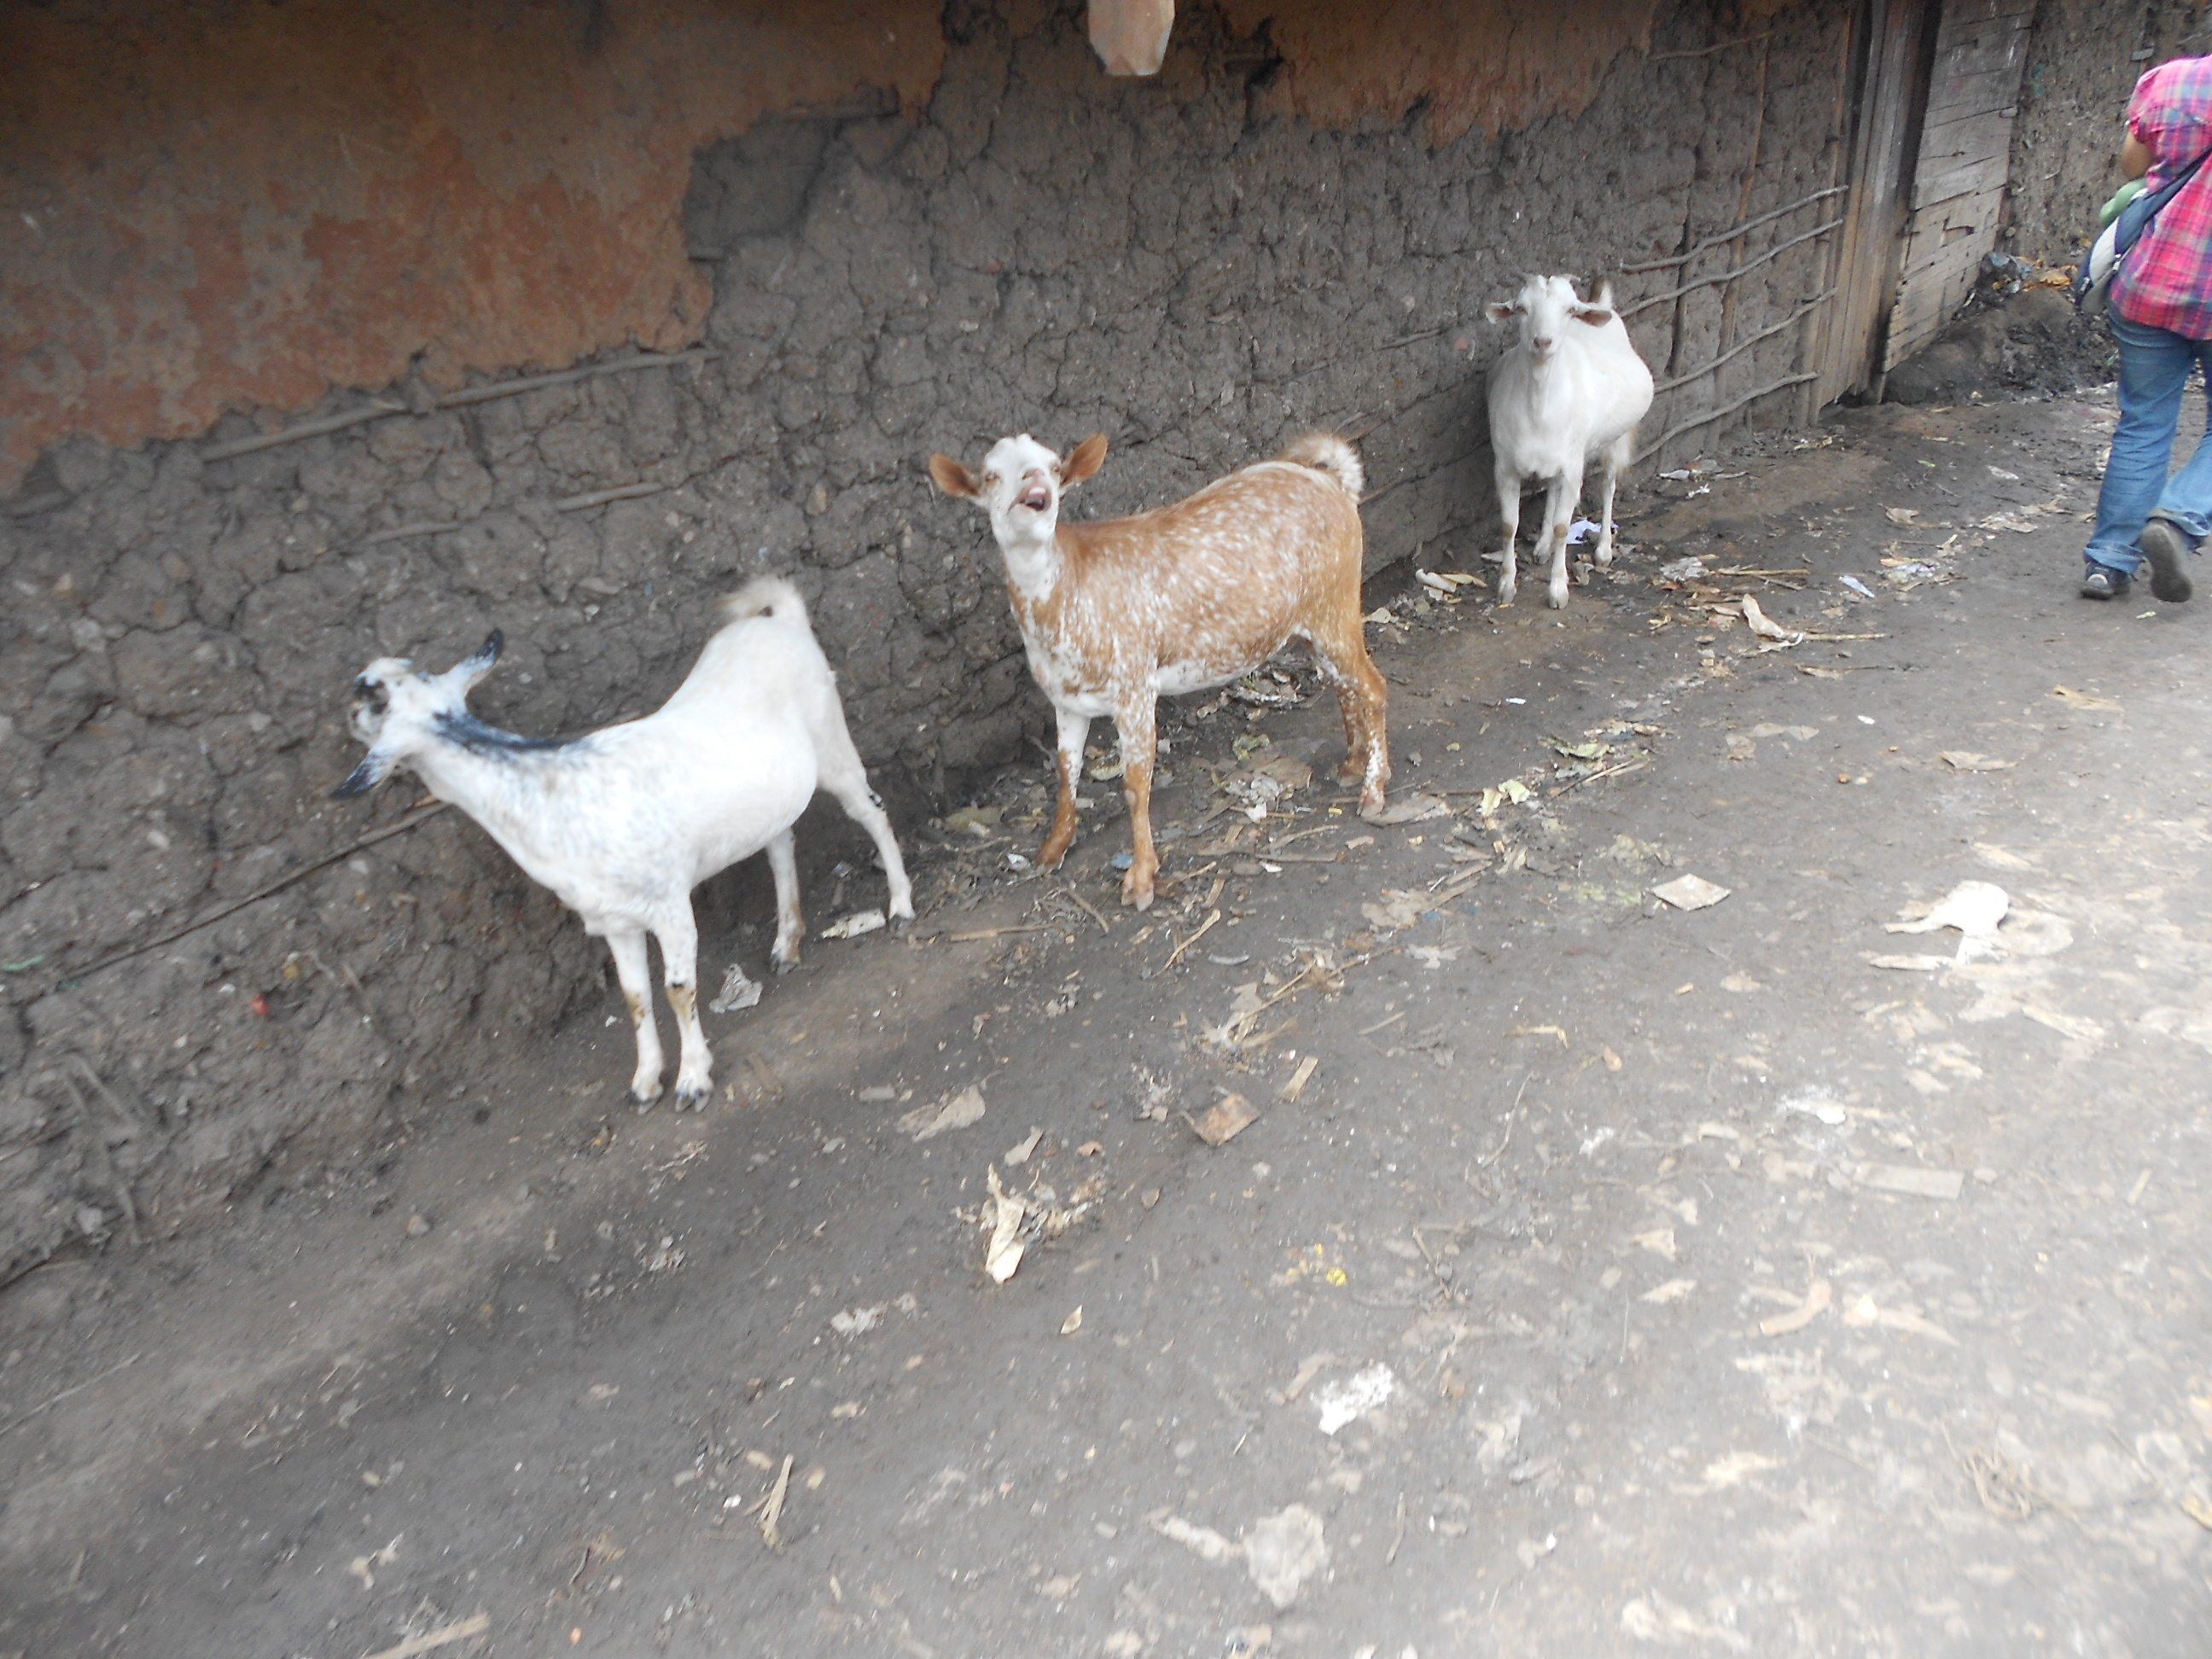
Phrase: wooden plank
[{"left": 1912, "top": 152, "right": 2011, "bottom": 209}]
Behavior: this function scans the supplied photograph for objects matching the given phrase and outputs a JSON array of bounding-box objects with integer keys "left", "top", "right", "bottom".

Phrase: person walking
[{"left": 2081, "top": 52, "right": 2212, "bottom": 603}]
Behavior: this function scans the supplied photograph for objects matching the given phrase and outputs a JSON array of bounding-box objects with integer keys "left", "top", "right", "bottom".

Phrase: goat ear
[
  {"left": 928, "top": 453, "right": 981, "bottom": 499},
  {"left": 330, "top": 747, "right": 399, "bottom": 800},
  {"left": 453, "top": 630, "right": 503, "bottom": 693},
  {"left": 1485, "top": 300, "right": 1521, "bottom": 323},
  {"left": 1061, "top": 434, "right": 1109, "bottom": 487},
  {"left": 1569, "top": 303, "right": 1616, "bottom": 327}
]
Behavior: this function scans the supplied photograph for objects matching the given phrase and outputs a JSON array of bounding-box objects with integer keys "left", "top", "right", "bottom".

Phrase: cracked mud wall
[
  {"left": 0, "top": 0, "right": 1856, "bottom": 1283},
  {"left": 2004, "top": 0, "right": 2212, "bottom": 265}
]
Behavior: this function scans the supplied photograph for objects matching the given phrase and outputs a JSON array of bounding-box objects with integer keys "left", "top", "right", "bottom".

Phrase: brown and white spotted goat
[{"left": 929, "top": 433, "right": 1389, "bottom": 910}]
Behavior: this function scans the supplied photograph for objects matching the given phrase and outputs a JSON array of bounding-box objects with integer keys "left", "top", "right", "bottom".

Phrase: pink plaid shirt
[{"left": 2113, "top": 55, "right": 2212, "bottom": 339}]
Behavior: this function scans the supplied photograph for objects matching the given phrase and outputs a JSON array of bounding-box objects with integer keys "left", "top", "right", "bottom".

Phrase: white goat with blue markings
[{"left": 334, "top": 576, "right": 913, "bottom": 1109}]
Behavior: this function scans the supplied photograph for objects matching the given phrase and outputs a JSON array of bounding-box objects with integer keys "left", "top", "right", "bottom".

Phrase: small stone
[{"left": 405, "top": 1213, "right": 431, "bottom": 1237}]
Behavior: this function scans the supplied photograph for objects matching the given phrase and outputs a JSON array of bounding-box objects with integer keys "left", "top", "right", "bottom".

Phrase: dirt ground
[{"left": 3, "top": 378, "right": 2209, "bottom": 1658}]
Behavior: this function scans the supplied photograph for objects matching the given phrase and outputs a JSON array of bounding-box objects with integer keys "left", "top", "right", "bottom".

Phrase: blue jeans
[{"left": 2085, "top": 311, "right": 2212, "bottom": 575}]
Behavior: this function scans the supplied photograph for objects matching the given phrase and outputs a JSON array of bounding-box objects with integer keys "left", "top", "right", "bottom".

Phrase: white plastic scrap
[
  {"left": 707, "top": 962, "right": 762, "bottom": 1014},
  {"left": 819, "top": 909, "right": 886, "bottom": 940},
  {"left": 1313, "top": 1363, "right": 1396, "bottom": 1435},
  {"left": 1883, "top": 880, "right": 2009, "bottom": 963}
]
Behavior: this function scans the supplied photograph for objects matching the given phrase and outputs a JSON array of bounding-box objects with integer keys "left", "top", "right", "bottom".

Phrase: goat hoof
[
  {"left": 673, "top": 1084, "right": 709, "bottom": 1111},
  {"left": 772, "top": 953, "right": 800, "bottom": 975},
  {"left": 888, "top": 911, "right": 915, "bottom": 940}
]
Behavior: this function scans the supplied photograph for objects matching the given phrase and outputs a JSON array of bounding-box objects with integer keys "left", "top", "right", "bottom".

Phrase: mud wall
[
  {"left": 0, "top": 0, "right": 1854, "bottom": 1283},
  {"left": 2005, "top": 0, "right": 2211, "bottom": 265}
]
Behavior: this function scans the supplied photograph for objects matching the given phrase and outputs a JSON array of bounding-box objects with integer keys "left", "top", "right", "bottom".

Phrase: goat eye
[{"left": 982, "top": 473, "right": 999, "bottom": 488}]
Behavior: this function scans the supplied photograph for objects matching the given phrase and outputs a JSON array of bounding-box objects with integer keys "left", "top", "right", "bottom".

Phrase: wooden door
[
  {"left": 1881, "top": 0, "right": 2036, "bottom": 370},
  {"left": 1816, "top": 0, "right": 1936, "bottom": 402}
]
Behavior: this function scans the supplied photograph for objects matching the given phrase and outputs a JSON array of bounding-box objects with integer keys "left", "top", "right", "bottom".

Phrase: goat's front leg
[
  {"left": 766, "top": 828, "right": 804, "bottom": 972},
  {"left": 1544, "top": 465, "right": 1584, "bottom": 610},
  {"left": 1037, "top": 705, "right": 1091, "bottom": 871},
  {"left": 1592, "top": 431, "right": 1633, "bottom": 568},
  {"left": 655, "top": 905, "right": 713, "bottom": 1109},
  {"left": 606, "top": 927, "right": 665, "bottom": 1107},
  {"left": 1493, "top": 460, "right": 1523, "bottom": 606},
  {"left": 1115, "top": 698, "right": 1160, "bottom": 911}
]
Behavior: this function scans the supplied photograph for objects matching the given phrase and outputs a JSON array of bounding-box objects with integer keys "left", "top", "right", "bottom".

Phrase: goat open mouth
[{"left": 1017, "top": 483, "right": 1051, "bottom": 512}]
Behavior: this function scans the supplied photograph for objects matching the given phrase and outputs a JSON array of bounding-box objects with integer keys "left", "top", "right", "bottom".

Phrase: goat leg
[
  {"left": 606, "top": 927, "right": 665, "bottom": 1107},
  {"left": 1037, "top": 707, "right": 1091, "bottom": 870},
  {"left": 816, "top": 726, "right": 916, "bottom": 930},
  {"left": 766, "top": 829, "right": 804, "bottom": 972},
  {"left": 1493, "top": 461, "right": 1523, "bottom": 606},
  {"left": 1115, "top": 700, "right": 1159, "bottom": 911},
  {"left": 657, "top": 907, "right": 713, "bottom": 1110},
  {"left": 1544, "top": 467, "right": 1581, "bottom": 611},
  {"left": 1593, "top": 430, "right": 1633, "bottom": 568}
]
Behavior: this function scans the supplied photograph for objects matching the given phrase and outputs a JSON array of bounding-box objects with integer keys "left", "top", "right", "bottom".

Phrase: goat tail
[
  {"left": 1276, "top": 433, "right": 1365, "bottom": 500},
  {"left": 714, "top": 573, "right": 810, "bottom": 631}
]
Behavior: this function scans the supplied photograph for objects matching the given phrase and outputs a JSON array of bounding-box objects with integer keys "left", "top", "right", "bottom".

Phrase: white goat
[
  {"left": 333, "top": 576, "right": 913, "bottom": 1109},
  {"left": 1485, "top": 274, "right": 1655, "bottom": 608}
]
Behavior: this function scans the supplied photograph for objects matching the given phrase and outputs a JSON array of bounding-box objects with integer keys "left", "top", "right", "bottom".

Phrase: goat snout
[{"left": 1016, "top": 476, "right": 1052, "bottom": 512}]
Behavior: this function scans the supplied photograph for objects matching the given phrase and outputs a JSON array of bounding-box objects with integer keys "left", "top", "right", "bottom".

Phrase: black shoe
[
  {"left": 2139, "top": 519, "right": 2196, "bottom": 603},
  {"left": 2080, "top": 564, "right": 2132, "bottom": 600}
]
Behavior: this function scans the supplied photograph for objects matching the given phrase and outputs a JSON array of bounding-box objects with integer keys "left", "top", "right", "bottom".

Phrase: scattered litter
[
  {"left": 707, "top": 962, "right": 763, "bottom": 1014},
  {"left": 1476, "top": 777, "right": 1534, "bottom": 814},
  {"left": 1702, "top": 1451, "right": 1782, "bottom": 1488},
  {"left": 1005, "top": 852, "right": 1033, "bottom": 871},
  {"left": 1720, "top": 973, "right": 1762, "bottom": 992},
  {"left": 1981, "top": 512, "right": 2040, "bottom": 533},
  {"left": 1621, "top": 1594, "right": 1749, "bottom": 1652},
  {"left": 1883, "top": 880, "right": 2008, "bottom": 963},
  {"left": 1150, "top": 1511, "right": 1242, "bottom": 1563},
  {"left": 1838, "top": 575, "right": 1877, "bottom": 600},
  {"left": 1759, "top": 1278, "right": 1832, "bottom": 1336},
  {"left": 943, "top": 805, "right": 1004, "bottom": 836},
  {"left": 857, "top": 1084, "right": 898, "bottom": 1102},
  {"left": 1563, "top": 518, "right": 1615, "bottom": 546},
  {"left": 1657, "top": 556, "right": 1707, "bottom": 582},
  {"left": 1194, "top": 1093, "right": 1260, "bottom": 1146},
  {"left": 1650, "top": 874, "right": 1731, "bottom": 911},
  {"left": 830, "top": 1305, "right": 885, "bottom": 1336},
  {"left": 1361, "top": 890, "right": 1429, "bottom": 931},
  {"left": 1749, "top": 724, "right": 1817, "bottom": 741},
  {"left": 1313, "top": 1364, "right": 1396, "bottom": 1434},
  {"left": 1208, "top": 952, "right": 1251, "bottom": 966},
  {"left": 1740, "top": 594, "right": 1802, "bottom": 644},
  {"left": 1003, "top": 1127, "right": 1044, "bottom": 1167},
  {"left": 1940, "top": 751, "right": 2015, "bottom": 772},
  {"left": 2023, "top": 1004, "right": 2106, "bottom": 1044},
  {"left": 1865, "top": 952, "right": 1950, "bottom": 972},
  {"left": 760, "top": 1454, "right": 795, "bottom": 1548},
  {"left": 1507, "top": 1023, "right": 1569, "bottom": 1048},
  {"left": 983, "top": 1165, "right": 1027, "bottom": 1284},
  {"left": 2052, "top": 684, "right": 2122, "bottom": 712},
  {"left": 1640, "top": 1278, "right": 1697, "bottom": 1305},
  {"left": 1631, "top": 1228, "right": 1677, "bottom": 1260},
  {"left": 1279, "top": 1055, "right": 1320, "bottom": 1101},
  {"left": 1062, "top": 1305, "right": 1084, "bottom": 1336},
  {"left": 1842, "top": 1294, "right": 1957, "bottom": 1345},
  {"left": 1859, "top": 1163, "right": 1965, "bottom": 1201},
  {"left": 819, "top": 909, "right": 885, "bottom": 940},
  {"left": 1245, "top": 1505, "right": 1329, "bottom": 1609},
  {"left": 1416, "top": 567, "right": 1484, "bottom": 599},
  {"left": 1407, "top": 945, "right": 1461, "bottom": 969},
  {"left": 1988, "top": 466, "right": 2020, "bottom": 481},
  {"left": 348, "top": 1536, "right": 401, "bottom": 1590},
  {"left": 1883, "top": 506, "right": 1921, "bottom": 525},
  {"left": 899, "top": 1085, "right": 987, "bottom": 1141},
  {"left": 358, "top": 1613, "right": 492, "bottom": 1659},
  {"left": 1777, "top": 1087, "right": 1848, "bottom": 1126},
  {"left": 1364, "top": 791, "right": 1453, "bottom": 825}
]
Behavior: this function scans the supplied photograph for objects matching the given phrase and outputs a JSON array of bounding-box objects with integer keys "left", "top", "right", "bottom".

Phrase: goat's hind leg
[
  {"left": 813, "top": 716, "right": 916, "bottom": 928},
  {"left": 1592, "top": 430, "right": 1633, "bottom": 568},
  {"left": 655, "top": 904, "right": 713, "bottom": 1109},
  {"left": 606, "top": 927, "right": 666, "bottom": 1107},
  {"left": 766, "top": 828, "right": 804, "bottom": 973}
]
